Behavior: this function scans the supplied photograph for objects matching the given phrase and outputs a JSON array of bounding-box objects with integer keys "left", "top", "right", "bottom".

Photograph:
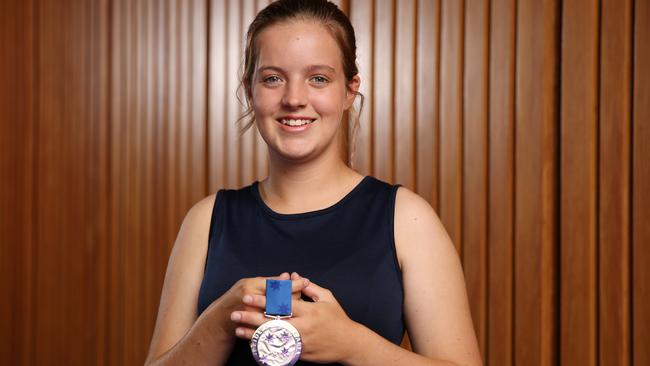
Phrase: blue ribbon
[{"left": 265, "top": 279, "right": 292, "bottom": 316}]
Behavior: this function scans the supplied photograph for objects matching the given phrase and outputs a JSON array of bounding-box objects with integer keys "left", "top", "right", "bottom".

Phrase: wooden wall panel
[
  {"left": 0, "top": 1, "right": 36, "bottom": 365},
  {"left": 633, "top": 1, "right": 650, "bottom": 365},
  {"left": 225, "top": 0, "right": 241, "bottom": 188},
  {"left": 32, "top": 1, "right": 110, "bottom": 364},
  {"left": 394, "top": 0, "right": 416, "bottom": 191},
  {"left": 514, "top": 1, "right": 559, "bottom": 365},
  {"left": 372, "top": 0, "right": 395, "bottom": 183},
  {"left": 487, "top": 1, "right": 516, "bottom": 365},
  {"left": 415, "top": 0, "right": 439, "bottom": 208},
  {"left": 240, "top": 0, "right": 256, "bottom": 185},
  {"left": 208, "top": 0, "right": 227, "bottom": 192},
  {"left": 599, "top": 0, "right": 632, "bottom": 364},
  {"left": 560, "top": 0, "right": 599, "bottom": 364},
  {"left": 463, "top": 0, "right": 489, "bottom": 360},
  {"left": 3, "top": 1, "right": 649, "bottom": 365},
  {"left": 439, "top": 0, "right": 464, "bottom": 252}
]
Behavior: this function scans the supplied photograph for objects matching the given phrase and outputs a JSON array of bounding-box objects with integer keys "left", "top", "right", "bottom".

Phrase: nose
[{"left": 281, "top": 80, "right": 307, "bottom": 109}]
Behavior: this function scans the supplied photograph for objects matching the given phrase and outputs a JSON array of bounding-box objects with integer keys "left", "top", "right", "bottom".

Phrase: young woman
[{"left": 145, "top": 1, "right": 481, "bottom": 365}]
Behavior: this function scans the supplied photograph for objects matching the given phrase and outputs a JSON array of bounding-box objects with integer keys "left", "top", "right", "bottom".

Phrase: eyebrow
[{"left": 257, "top": 64, "right": 336, "bottom": 74}]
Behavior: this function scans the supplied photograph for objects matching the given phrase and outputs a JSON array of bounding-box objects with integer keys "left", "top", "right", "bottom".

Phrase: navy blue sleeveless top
[{"left": 197, "top": 176, "right": 405, "bottom": 365}]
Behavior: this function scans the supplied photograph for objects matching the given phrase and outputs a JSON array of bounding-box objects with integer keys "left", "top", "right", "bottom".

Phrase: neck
[{"left": 260, "top": 145, "right": 362, "bottom": 213}]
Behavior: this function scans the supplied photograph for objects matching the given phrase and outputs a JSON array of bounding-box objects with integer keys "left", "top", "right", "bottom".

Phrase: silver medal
[{"left": 250, "top": 318, "right": 302, "bottom": 366}]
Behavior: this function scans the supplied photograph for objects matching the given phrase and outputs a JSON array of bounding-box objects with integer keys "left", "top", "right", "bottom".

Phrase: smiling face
[{"left": 250, "top": 20, "right": 359, "bottom": 163}]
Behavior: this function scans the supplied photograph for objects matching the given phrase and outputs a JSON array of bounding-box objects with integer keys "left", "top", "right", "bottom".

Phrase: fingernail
[
  {"left": 236, "top": 328, "right": 245, "bottom": 336},
  {"left": 231, "top": 312, "right": 241, "bottom": 321},
  {"left": 303, "top": 278, "right": 310, "bottom": 286},
  {"left": 242, "top": 295, "right": 253, "bottom": 304}
]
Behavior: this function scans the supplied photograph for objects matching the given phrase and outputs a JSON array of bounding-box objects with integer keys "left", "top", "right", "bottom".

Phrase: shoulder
[
  {"left": 393, "top": 186, "right": 458, "bottom": 270},
  {"left": 172, "top": 193, "right": 217, "bottom": 256},
  {"left": 179, "top": 194, "right": 217, "bottom": 234}
]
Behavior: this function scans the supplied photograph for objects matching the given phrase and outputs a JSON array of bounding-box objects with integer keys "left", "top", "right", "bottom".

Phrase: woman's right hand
[{"left": 207, "top": 272, "right": 310, "bottom": 338}]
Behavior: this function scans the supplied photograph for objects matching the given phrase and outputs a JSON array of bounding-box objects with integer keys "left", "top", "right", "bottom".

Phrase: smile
[{"left": 277, "top": 118, "right": 316, "bottom": 127}]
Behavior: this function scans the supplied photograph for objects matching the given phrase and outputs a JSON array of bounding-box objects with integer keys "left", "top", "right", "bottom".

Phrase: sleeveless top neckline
[{"left": 251, "top": 175, "right": 370, "bottom": 220}]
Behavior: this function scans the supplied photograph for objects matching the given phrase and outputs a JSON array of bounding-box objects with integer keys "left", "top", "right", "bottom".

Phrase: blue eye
[
  {"left": 263, "top": 75, "right": 282, "bottom": 84},
  {"left": 311, "top": 76, "right": 329, "bottom": 84}
]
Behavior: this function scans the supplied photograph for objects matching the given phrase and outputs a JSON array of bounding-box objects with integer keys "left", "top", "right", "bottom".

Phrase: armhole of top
[
  {"left": 203, "top": 189, "right": 226, "bottom": 275},
  {"left": 388, "top": 184, "right": 404, "bottom": 287}
]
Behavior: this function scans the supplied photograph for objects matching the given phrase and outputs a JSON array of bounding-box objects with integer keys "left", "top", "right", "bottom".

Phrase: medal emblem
[{"left": 250, "top": 279, "right": 302, "bottom": 366}]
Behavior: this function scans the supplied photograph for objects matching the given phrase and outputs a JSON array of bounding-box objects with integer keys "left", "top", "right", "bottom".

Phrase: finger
[
  {"left": 231, "top": 310, "right": 268, "bottom": 328},
  {"left": 269, "top": 272, "right": 291, "bottom": 280},
  {"left": 235, "top": 326, "right": 256, "bottom": 340},
  {"left": 242, "top": 293, "right": 265, "bottom": 309},
  {"left": 301, "top": 281, "right": 336, "bottom": 303},
  {"left": 292, "top": 276, "right": 310, "bottom": 292}
]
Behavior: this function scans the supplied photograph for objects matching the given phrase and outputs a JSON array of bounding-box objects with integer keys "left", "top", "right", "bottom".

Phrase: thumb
[{"left": 301, "top": 281, "right": 337, "bottom": 303}]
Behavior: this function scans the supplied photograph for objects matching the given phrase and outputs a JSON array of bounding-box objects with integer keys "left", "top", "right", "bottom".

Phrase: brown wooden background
[{"left": 1, "top": 0, "right": 649, "bottom": 365}]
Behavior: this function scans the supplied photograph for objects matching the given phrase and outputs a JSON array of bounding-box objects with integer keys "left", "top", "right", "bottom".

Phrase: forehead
[{"left": 255, "top": 20, "right": 343, "bottom": 71}]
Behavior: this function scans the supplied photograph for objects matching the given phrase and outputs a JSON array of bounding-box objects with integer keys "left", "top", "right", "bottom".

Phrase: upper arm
[
  {"left": 394, "top": 187, "right": 482, "bottom": 365},
  {"left": 145, "top": 194, "right": 216, "bottom": 363}
]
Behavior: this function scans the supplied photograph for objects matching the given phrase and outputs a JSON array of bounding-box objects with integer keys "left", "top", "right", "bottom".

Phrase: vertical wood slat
[
  {"left": 191, "top": 0, "right": 208, "bottom": 202},
  {"left": 439, "top": 0, "right": 464, "bottom": 252},
  {"left": 349, "top": 0, "right": 374, "bottom": 176},
  {"left": 226, "top": 0, "right": 241, "bottom": 188},
  {"left": 240, "top": 0, "right": 256, "bottom": 185},
  {"left": 515, "top": 1, "right": 559, "bottom": 365},
  {"left": 142, "top": 0, "right": 155, "bottom": 347},
  {"left": 372, "top": 0, "right": 394, "bottom": 183},
  {"left": 0, "top": 1, "right": 36, "bottom": 364},
  {"left": 463, "top": 0, "right": 489, "bottom": 360},
  {"left": 394, "top": 0, "right": 416, "bottom": 191},
  {"left": 209, "top": 0, "right": 227, "bottom": 192},
  {"left": 599, "top": 0, "right": 632, "bottom": 364},
  {"left": 90, "top": 0, "right": 111, "bottom": 363},
  {"left": 488, "top": 0, "right": 516, "bottom": 365},
  {"left": 108, "top": 0, "right": 124, "bottom": 362},
  {"left": 633, "top": 2, "right": 650, "bottom": 365},
  {"left": 560, "top": 0, "right": 599, "bottom": 364},
  {"left": 415, "top": 0, "right": 439, "bottom": 209}
]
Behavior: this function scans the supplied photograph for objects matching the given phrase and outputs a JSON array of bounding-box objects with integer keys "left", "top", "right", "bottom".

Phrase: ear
[{"left": 344, "top": 74, "right": 361, "bottom": 110}]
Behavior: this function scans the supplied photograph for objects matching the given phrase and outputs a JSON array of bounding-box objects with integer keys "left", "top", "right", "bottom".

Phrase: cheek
[
  {"left": 252, "top": 88, "right": 280, "bottom": 116},
  {"left": 310, "top": 90, "right": 345, "bottom": 118}
]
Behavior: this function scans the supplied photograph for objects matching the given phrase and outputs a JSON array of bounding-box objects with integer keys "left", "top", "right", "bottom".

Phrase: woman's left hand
[{"left": 230, "top": 272, "right": 361, "bottom": 364}]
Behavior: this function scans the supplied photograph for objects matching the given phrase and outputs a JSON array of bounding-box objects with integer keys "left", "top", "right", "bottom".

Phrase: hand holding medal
[{"left": 232, "top": 272, "right": 361, "bottom": 365}]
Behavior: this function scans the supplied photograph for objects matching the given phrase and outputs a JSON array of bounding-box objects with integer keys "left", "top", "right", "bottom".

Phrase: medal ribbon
[{"left": 265, "top": 279, "right": 292, "bottom": 317}]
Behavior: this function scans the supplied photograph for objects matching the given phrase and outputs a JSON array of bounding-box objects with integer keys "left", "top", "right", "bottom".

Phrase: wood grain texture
[
  {"left": 2, "top": 1, "right": 648, "bottom": 365},
  {"left": 372, "top": 0, "right": 395, "bottom": 183},
  {"left": 209, "top": 0, "right": 227, "bottom": 191},
  {"left": 487, "top": 0, "right": 516, "bottom": 365},
  {"left": 439, "top": 0, "right": 464, "bottom": 253},
  {"left": 463, "top": 0, "right": 489, "bottom": 360},
  {"left": 415, "top": 0, "right": 440, "bottom": 209},
  {"left": 599, "top": 0, "right": 632, "bottom": 364},
  {"left": 225, "top": 0, "right": 241, "bottom": 188},
  {"left": 515, "top": 0, "right": 559, "bottom": 365},
  {"left": 633, "top": 1, "right": 650, "bottom": 365},
  {"left": 0, "top": 1, "right": 36, "bottom": 364},
  {"left": 394, "top": 0, "right": 416, "bottom": 191},
  {"left": 560, "top": 0, "right": 599, "bottom": 364}
]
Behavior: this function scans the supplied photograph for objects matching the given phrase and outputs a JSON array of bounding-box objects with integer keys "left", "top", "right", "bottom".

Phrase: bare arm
[
  {"left": 341, "top": 187, "right": 483, "bottom": 366},
  {"left": 145, "top": 195, "right": 236, "bottom": 366}
]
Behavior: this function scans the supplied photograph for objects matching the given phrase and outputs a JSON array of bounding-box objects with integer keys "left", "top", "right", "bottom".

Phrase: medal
[{"left": 250, "top": 279, "right": 302, "bottom": 366}]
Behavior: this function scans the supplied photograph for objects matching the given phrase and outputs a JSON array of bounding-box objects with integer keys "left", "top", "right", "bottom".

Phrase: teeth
[{"left": 280, "top": 118, "right": 314, "bottom": 126}]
